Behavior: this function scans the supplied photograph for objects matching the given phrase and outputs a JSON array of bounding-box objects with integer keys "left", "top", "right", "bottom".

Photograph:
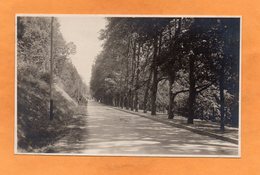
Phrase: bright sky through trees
[{"left": 58, "top": 16, "right": 106, "bottom": 85}]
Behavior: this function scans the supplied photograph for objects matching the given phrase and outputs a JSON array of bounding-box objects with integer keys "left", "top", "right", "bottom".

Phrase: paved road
[{"left": 47, "top": 101, "right": 238, "bottom": 156}]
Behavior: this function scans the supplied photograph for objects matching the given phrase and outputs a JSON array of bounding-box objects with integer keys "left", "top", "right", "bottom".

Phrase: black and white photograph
[{"left": 15, "top": 15, "right": 241, "bottom": 157}]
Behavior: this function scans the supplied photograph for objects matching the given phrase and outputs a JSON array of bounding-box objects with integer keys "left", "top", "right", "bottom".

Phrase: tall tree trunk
[
  {"left": 128, "top": 90, "right": 132, "bottom": 110},
  {"left": 167, "top": 19, "right": 180, "bottom": 119},
  {"left": 120, "top": 94, "right": 124, "bottom": 108},
  {"left": 187, "top": 55, "right": 196, "bottom": 124},
  {"left": 134, "top": 72, "right": 140, "bottom": 111},
  {"left": 219, "top": 59, "right": 225, "bottom": 131},
  {"left": 134, "top": 43, "right": 141, "bottom": 112},
  {"left": 117, "top": 94, "right": 120, "bottom": 107},
  {"left": 125, "top": 95, "right": 129, "bottom": 110},
  {"left": 125, "top": 38, "right": 131, "bottom": 110},
  {"left": 168, "top": 73, "right": 175, "bottom": 119},
  {"left": 130, "top": 41, "right": 137, "bottom": 111},
  {"left": 118, "top": 94, "right": 121, "bottom": 107},
  {"left": 151, "top": 58, "right": 158, "bottom": 115},
  {"left": 231, "top": 98, "right": 238, "bottom": 127},
  {"left": 124, "top": 96, "right": 128, "bottom": 109},
  {"left": 143, "top": 70, "right": 152, "bottom": 113},
  {"left": 151, "top": 34, "right": 162, "bottom": 116}
]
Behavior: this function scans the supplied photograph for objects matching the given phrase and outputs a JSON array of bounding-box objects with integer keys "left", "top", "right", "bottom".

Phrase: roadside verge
[{"left": 112, "top": 107, "right": 239, "bottom": 145}]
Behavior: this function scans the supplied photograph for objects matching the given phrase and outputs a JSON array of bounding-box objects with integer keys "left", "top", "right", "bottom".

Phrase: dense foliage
[
  {"left": 90, "top": 17, "right": 240, "bottom": 129},
  {"left": 17, "top": 17, "right": 87, "bottom": 151},
  {"left": 17, "top": 17, "right": 87, "bottom": 101}
]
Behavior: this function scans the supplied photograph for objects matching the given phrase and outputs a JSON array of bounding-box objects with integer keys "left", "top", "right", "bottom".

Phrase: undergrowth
[{"left": 17, "top": 70, "right": 77, "bottom": 152}]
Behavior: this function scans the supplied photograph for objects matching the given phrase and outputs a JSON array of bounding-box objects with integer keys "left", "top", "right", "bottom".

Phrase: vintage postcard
[
  {"left": 1, "top": 0, "right": 260, "bottom": 174},
  {"left": 15, "top": 15, "right": 241, "bottom": 157}
]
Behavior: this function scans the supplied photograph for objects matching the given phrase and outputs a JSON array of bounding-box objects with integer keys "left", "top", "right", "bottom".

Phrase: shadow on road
[{"left": 43, "top": 101, "right": 238, "bottom": 156}]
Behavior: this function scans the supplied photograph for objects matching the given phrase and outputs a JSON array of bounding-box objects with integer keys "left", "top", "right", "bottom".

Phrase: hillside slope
[{"left": 17, "top": 74, "right": 79, "bottom": 152}]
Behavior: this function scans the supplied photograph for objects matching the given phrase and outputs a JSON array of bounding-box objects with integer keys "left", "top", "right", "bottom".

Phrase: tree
[
  {"left": 207, "top": 19, "right": 240, "bottom": 130},
  {"left": 17, "top": 17, "right": 87, "bottom": 103},
  {"left": 91, "top": 17, "right": 240, "bottom": 130}
]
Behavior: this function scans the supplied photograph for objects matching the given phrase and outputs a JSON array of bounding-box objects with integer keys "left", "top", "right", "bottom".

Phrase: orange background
[{"left": 0, "top": 0, "right": 259, "bottom": 174}]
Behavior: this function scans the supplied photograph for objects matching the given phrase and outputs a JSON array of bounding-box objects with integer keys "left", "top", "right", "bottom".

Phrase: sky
[{"left": 58, "top": 16, "right": 107, "bottom": 85}]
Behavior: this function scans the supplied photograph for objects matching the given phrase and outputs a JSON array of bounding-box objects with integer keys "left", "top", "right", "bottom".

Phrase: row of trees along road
[{"left": 90, "top": 17, "right": 240, "bottom": 130}]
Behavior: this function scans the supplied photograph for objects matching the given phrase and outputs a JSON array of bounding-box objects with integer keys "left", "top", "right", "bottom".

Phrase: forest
[
  {"left": 17, "top": 17, "right": 88, "bottom": 150},
  {"left": 90, "top": 17, "right": 240, "bottom": 130}
]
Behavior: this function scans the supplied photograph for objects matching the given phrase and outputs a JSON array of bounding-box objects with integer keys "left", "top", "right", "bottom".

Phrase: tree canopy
[{"left": 90, "top": 17, "right": 240, "bottom": 129}]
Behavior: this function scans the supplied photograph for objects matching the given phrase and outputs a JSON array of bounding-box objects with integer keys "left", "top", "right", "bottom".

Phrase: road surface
[{"left": 47, "top": 101, "right": 239, "bottom": 156}]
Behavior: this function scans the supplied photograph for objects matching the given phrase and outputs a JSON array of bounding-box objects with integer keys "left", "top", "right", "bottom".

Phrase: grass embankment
[{"left": 17, "top": 72, "right": 78, "bottom": 152}]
